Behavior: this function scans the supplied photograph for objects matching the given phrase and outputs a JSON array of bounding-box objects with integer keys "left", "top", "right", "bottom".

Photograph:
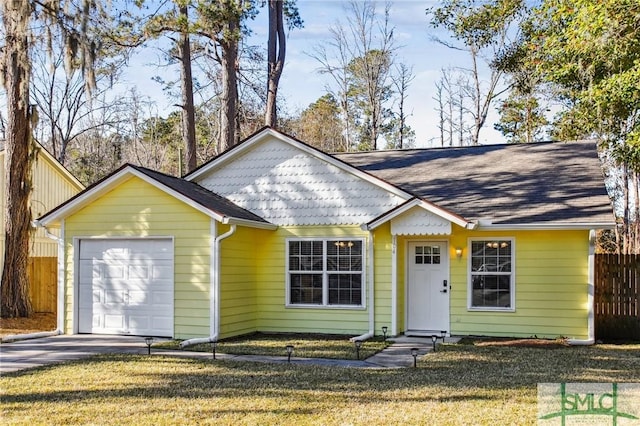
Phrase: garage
[{"left": 78, "top": 238, "right": 174, "bottom": 337}]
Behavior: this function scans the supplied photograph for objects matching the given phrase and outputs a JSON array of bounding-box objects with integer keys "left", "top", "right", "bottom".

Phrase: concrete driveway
[{"left": 0, "top": 334, "right": 155, "bottom": 374}]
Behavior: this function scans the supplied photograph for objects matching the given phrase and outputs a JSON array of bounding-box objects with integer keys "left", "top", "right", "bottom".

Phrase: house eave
[
  {"left": 223, "top": 216, "right": 278, "bottom": 230},
  {"left": 476, "top": 221, "right": 616, "bottom": 231},
  {"left": 1, "top": 142, "right": 85, "bottom": 191},
  {"left": 362, "top": 198, "right": 474, "bottom": 232},
  {"left": 39, "top": 167, "right": 230, "bottom": 226}
]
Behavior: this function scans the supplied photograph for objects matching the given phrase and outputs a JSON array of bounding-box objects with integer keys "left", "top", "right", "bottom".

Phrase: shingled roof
[
  {"left": 38, "top": 163, "right": 273, "bottom": 228},
  {"left": 130, "top": 165, "right": 271, "bottom": 224},
  {"left": 335, "top": 140, "right": 614, "bottom": 226}
]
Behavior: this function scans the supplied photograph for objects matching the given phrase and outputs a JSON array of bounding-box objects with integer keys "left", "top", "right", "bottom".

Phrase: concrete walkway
[{"left": 0, "top": 334, "right": 458, "bottom": 374}]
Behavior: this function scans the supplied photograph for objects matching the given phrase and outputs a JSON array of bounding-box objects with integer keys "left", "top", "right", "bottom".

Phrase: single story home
[{"left": 38, "top": 128, "right": 614, "bottom": 343}]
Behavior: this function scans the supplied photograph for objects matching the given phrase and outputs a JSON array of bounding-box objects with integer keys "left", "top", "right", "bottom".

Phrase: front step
[{"left": 404, "top": 330, "right": 448, "bottom": 337}]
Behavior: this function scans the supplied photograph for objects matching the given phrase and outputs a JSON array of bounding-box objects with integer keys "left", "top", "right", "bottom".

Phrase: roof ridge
[{"left": 334, "top": 139, "right": 598, "bottom": 156}]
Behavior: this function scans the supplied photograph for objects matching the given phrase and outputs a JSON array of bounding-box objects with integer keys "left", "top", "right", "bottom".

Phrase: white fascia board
[
  {"left": 40, "top": 166, "right": 274, "bottom": 230},
  {"left": 281, "top": 136, "right": 412, "bottom": 201},
  {"left": 185, "top": 129, "right": 275, "bottom": 181},
  {"left": 39, "top": 167, "right": 134, "bottom": 225},
  {"left": 2, "top": 143, "right": 84, "bottom": 190},
  {"left": 37, "top": 144, "right": 84, "bottom": 190},
  {"left": 185, "top": 128, "right": 412, "bottom": 201},
  {"left": 364, "top": 198, "right": 471, "bottom": 231},
  {"left": 223, "top": 216, "right": 278, "bottom": 230},
  {"left": 39, "top": 167, "right": 227, "bottom": 225},
  {"left": 477, "top": 221, "right": 616, "bottom": 230}
]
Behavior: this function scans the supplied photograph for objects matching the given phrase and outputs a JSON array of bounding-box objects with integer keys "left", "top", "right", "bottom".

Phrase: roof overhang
[
  {"left": 362, "top": 198, "right": 476, "bottom": 232},
  {"left": 474, "top": 221, "right": 616, "bottom": 231},
  {"left": 222, "top": 216, "right": 278, "bottom": 230},
  {"left": 37, "top": 145, "right": 84, "bottom": 191},
  {"left": 38, "top": 166, "right": 277, "bottom": 230},
  {"left": 1, "top": 142, "right": 84, "bottom": 191}
]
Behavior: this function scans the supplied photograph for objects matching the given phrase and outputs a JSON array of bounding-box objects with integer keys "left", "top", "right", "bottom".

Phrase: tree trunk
[
  {"left": 398, "top": 92, "right": 405, "bottom": 149},
  {"left": 632, "top": 170, "right": 640, "bottom": 253},
  {"left": 370, "top": 102, "right": 379, "bottom": 151},
  {"left": 219, "top": 18, "right": 239, "bottom": 152},
  {"left": 622, "top": 164, "right": 630, "bottom": 254},
  {"left": 1, "top": 0, "right": 34, "bottom": 318},
  {"left": 265, "top": 0, "right": 285, "bottom": 128},
  {"left": 179, "top": 5, "right": 197, "bottom": 174}
]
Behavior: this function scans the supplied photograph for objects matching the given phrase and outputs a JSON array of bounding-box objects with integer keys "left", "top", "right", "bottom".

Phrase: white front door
[
  {"left": 77, "top": 238, "right": 174, "bottom": 337},
  {"left": 407, "top": 241, "right": 449, "bottom": 333}
]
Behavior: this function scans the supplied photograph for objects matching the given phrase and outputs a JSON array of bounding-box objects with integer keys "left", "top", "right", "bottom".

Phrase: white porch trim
[
  {"left": 363, "top": 198, "right": 474, "bottom": 233},
  {"left": 391, "top": 235, "right": 398, "bottom": 336}
]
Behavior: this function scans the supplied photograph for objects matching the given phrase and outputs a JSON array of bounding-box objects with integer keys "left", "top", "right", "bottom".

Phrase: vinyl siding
[
  {"left": 373, "top": 223, "right": 393, "bottom": 335},
  {"left": 63, "top": 176, "right": 211, "bottom": 339},
  {"left": 218, "top": 224, "right": 265, "bottom": 338},
  {"left": 448, "top": 228, "right": 590, "bottom": 339},
  {"left": 254, "top": 225, "right": 370, "bottom": 335},
  {"left": 0, "top": 149, "right": 82, "bottom": 272}
]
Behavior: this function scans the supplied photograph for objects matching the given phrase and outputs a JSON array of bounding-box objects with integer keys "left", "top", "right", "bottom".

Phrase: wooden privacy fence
[
  {"left": 594, "top": 254, "right": 640, "bottom": 341},
  {"left": 28, "top": 257, "right": 57, "bottom": 313}
]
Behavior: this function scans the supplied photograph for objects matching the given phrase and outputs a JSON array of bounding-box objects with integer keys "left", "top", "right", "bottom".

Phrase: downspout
[
  {"left": 181, "top": 223, "right": 236, "bottom": 348},
  {"left": 4, "top": 221, "right": 66, "bottom": 342},
  {"left": 350, "top": 231, "right": 375, "bottom": 342},
  {"left": 391, "top": 234, "right": 397, "bottom": 336},
  {"left": 568, "top": 229, "right": 596, "bottom": 346}
]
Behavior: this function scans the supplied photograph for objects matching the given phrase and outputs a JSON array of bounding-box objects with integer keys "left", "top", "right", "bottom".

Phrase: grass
[
  {"left": 155, "top": 333, "right": 391, "bottom": 360},
  {"left": 2, "top": 343, "right": 639, "bottom": 425}
]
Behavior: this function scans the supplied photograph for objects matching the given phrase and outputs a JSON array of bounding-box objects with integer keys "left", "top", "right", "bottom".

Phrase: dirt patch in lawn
[
  {"left": 0, "top": 312, "right": 56, "bottom": 338},
  {"left": 459, "top": 336, "right": 569, "bottom": 349}
]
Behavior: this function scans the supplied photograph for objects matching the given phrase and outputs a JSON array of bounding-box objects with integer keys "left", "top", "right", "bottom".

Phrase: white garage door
[{"left": 78, "top": 238, "right": 174, "bottom": 337}]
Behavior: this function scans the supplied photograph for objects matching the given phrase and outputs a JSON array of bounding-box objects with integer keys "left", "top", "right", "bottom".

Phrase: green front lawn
[
  {"left": 2, "top": 344, "right": 639, "bottom": 425},
  {"left": 156, "top": 333, "right": 390, "bottom": 360}
]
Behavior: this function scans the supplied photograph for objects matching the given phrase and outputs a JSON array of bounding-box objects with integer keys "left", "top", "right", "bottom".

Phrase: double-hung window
[
  {"left": 288, "top": 239, "right": 363, "bottom": 307},
  {"left": 469, "top": 239, "right": 515, "bottom": 310}
]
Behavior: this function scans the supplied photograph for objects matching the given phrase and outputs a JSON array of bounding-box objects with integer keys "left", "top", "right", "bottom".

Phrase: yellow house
[
  {"left": 1, "top": 142, "right": 84, "bottom": 310},
  {"left": 38, "top": 128, "right": 614, "bottom": 343}
]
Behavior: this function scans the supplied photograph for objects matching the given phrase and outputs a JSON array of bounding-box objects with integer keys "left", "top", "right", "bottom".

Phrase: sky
[{"left": 119, "top": 0, "right": 506, "bottom": 148}]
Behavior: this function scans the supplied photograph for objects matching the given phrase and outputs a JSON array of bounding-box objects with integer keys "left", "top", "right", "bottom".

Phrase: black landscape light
[
  {"left": 286, "top": 345, "right": 294, "bottom": 363},
  {"left": 211, "top": 339, "right": 217, "bottom": 360},
  {"left": 381, "top": 326, "right": 388, "bottom": 341},
  {"left": 144, "top": 337, "right": 154, "bottom": 355},
  {"left": 431, "top": 335, "right": 438, "bottom": 352},
  {"left": 354, "top": 340, "right": 363, "bottom": 360},
  {"left": 411, "top": 347, "right": 419, "bottom": 368}
]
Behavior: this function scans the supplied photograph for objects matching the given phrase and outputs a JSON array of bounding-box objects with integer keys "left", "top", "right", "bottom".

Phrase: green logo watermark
[{"left": 538, "top": 383, "right": 640, "bottom": 425}]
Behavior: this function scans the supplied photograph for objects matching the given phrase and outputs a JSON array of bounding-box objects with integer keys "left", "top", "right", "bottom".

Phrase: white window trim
[
  {"left": 467, "top": 237, "right": 516, "bottom": 312},
  {"left": 285, "top": 237, "right": 366, "bottom": 309}
]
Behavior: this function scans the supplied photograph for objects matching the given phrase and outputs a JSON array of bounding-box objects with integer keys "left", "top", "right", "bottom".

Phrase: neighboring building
[
  {"left": 1, "top": 142, "right": 84, "bottom": 271},
  {"left": 38, "top": 128, "right": 614, "bottom": 341}
]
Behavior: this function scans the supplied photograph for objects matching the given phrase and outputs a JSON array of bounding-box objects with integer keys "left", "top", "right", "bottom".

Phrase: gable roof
[
  {"left": 364, "top": 197, "right": 474, "bottom": 231},
  {"left": 130, "top": 165, "right": 274, "bottom": 226},
  {"left": 185, "top": 127, "right": 411, "bottom": 200},
  {"left": 184, "top": 127, "right": 475, "bottom": 228},
  {"left": 0, "top": 141, "right": 84, "bottom": 191},
  {"left": 38, "top": 164, "right": 275, "bottom": 229},
  {"left": 336, "top": 141, "right": 614, "bottom": 228}
]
